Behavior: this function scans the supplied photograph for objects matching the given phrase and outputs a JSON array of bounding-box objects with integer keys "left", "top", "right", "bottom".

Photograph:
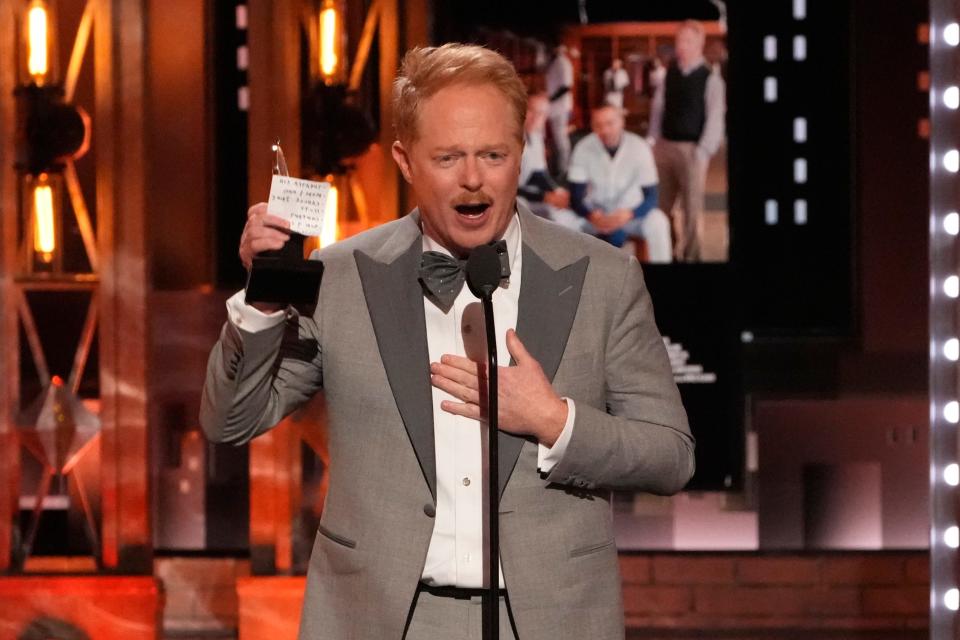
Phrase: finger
[
  {"left": 440, "top": 400, "right": 481, "bottom": 421},
  {"left": 431, "top": 361, "right": 478, "bottom": 389},
  {"left": 247, "top": 202, "right": 268, "bottom": 219},
  {"left": 248, "top": 227, "right": 292, "bottom": 244},
  {"left": 431, "top": 374, "right": 480, "bottom": 405},
  {"left": 506, "top": 329, "right": 530, "bottom": 365},
  {"left": 248, "top": 237, "right": 287, "bottom": 254},
  {"left": 260, "top": 214, "right": 292, "bottom": 232},
  {"left": 440, "top": 354, "right": 480, "bottom": 375}
]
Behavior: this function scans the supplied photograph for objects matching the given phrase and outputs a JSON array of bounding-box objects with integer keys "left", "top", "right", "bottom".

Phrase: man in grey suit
[{"left": 201, "top": 43, "right": 694, "bottom": 639}]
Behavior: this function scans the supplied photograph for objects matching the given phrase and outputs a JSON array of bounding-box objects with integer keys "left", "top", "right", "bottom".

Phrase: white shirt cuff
[
  {"left": 225, "top": 289, "right": 287, "bottom": 332},
  {"left": 537, "top": 398, "right": 576, "bottom": 473}
]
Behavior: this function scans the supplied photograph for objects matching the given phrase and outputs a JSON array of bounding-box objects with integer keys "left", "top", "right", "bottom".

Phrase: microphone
[{"left": 466, "top": 242, "right": 504, "bottom": 299}]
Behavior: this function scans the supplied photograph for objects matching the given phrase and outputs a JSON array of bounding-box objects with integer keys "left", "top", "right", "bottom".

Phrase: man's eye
[
  {"left": 437, "top": 155, "right": 457, "bottom": 166},
  {"left": 484, "top": 152, "right": 505, "bottom": 163}
]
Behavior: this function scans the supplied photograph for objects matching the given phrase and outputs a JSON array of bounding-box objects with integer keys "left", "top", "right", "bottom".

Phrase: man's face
[
  {"left": 591, "top": 106, "right": 625, "bottom": 149},
  {"left": 675, "top": 27, "right": 704, "bottom": 65},
  {"left": 392, "top": 83, "right": 522, "bottom": 257}
]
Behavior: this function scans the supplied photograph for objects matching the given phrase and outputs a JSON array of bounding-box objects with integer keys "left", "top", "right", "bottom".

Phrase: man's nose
[{"left": 459, "top": 157, "right": 483, "bottom": 191}]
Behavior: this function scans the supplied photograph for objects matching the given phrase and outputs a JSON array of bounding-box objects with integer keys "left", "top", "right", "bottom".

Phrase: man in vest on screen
[{"left": 648, "top": 19, "right": 726, "bottom": 263}]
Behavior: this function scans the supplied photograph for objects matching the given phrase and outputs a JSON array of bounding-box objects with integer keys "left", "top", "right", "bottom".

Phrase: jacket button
[{"left": 423, "top": 503, "right": 436, "bottom": 518}]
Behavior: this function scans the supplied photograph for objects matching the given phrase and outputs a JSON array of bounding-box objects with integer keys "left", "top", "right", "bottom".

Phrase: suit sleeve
[
  {"left": 545, "top": 256, "right": 695, "bottom": 495},
  {"left": 200, "top": 308, "right": 323, "bottom": 445}
]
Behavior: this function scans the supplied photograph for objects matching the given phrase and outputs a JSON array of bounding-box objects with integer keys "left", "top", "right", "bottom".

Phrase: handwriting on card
[{"left": 267, "top": 175, "right": 330, "bottom": 236}]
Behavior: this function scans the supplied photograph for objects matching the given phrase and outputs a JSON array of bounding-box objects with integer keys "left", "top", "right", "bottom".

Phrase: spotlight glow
[
  {"left": 945, "top": 276, "right": 960, "bottom": 298},
  {"left": 946, "top": 23, "right": 960, "bottom": 47},
  {"left": 946, "top": 526, "right": 960, "bottom": 549},
  {"left": 945, "top": 338, "right": 960, "bottom": 361},
  {"left": 945, "top": 212, "right": 960, "bottom": 235},
  {"left": 946, "top": 86, "right": 960, "bottom": 109},
  {"left": 946, "top": 588, "right": 960, "bottom": 611},
  {"left": 945, "top": 150, "right": 960, "bottom": 173},
  {"left": 945, "top": 401, "right": 959, "bottom": 424},
  {"left": 945, "top": 464, "right": 960, "bottom": 486}
]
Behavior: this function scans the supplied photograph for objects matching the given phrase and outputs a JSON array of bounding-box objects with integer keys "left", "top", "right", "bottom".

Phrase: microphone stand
[
  {"left": 480, "top": 290, "right": 499, "bottom": 640},
  {"left": 465, "top": 242, "right": 507, "bottom": 640}
]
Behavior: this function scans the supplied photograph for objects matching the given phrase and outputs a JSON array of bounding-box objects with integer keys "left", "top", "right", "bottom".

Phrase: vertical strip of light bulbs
[{"left": 930, "top": 2, "right": 960, "bottom": 637}]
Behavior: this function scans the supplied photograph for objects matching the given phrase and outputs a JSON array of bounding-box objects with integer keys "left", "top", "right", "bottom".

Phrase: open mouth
[{"left": 454, "top": 203, "right": 491, "bottom": 217}]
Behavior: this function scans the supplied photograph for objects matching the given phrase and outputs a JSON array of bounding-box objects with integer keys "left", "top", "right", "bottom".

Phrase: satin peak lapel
[{"left": 354, "top": 237, "right": 436, "bottom": 501}]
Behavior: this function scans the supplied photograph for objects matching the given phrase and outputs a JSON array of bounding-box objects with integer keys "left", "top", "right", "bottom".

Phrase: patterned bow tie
[{"left": 418, "top": 240, "right": 510, "bottom": 312}]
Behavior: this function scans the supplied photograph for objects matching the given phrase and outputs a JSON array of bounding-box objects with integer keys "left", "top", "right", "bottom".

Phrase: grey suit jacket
[{"left": 200, "top": 205, "right": 694, "bottom": 639}]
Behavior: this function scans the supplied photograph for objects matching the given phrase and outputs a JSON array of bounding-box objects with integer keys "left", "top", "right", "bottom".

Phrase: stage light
[
  {"left": 794, "top": 199, "right": 807, "bottom": 225},
  {"left": 793, "top": 158, "right": 807, "bottom": 184},
  {"left": 32, "top": 175, "right": 55, "bottom": 262},
  {"left": 945, "top": 401, "right": 959, "bottom": 424},
  {"left": 945, "top": 464, "right": 960, "bottom": 486},
  {"left": 319, "top": 0, "right": 344, "bottom": 84},
  {"left": 764, "top": 200, "right": 778, "bottom": 225},
  {"left": 26, "top": 1, "right": 50, "bottom": 83},
  {"left": 793, "top": 35, "right": 807, "bottom": 61},
  {"left": 946, "top": 588, "right": 959, "bottom": 611},
  {"left": 945, "top": 276, "right": 959, "bottom": 298},
  {"left": 945, "top": 22, "right": 960, "bottom": 46},
  {"left": 944, "top": 150, "right": 959, "bottom": 172},
  {"left": 945, "top": 86, "right": 960, "bottom": 109},
  {"left": 764, "top": 77, "right": 777, "bottom": 103},
  {"left": 946, "top": 526, "right": 960, "bottom": 549},
  {"left": 945, "top": 339, "right": 959, "bottom": 361},
  {"left": 944, "top": 212, "right": 959, "bottom": 235},
  {"left": 793, "top": 117, "right": 807, "bottom": 142},
  {"left": 763, "top": 36, "right": 777, "bottom": 61}
]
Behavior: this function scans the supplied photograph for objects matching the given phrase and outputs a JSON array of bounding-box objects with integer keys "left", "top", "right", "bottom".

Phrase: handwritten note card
[{"left": 267, "top": 175, "right": 331, "bottom": 236}]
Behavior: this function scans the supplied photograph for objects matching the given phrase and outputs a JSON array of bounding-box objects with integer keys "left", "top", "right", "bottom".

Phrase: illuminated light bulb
[
  {"left": 945, "top": 23, "right": 960, "bottom": 47},
  {"left": 945, "top": 526, "right": 959, "bottom": 549},
  {"left": 945, "top": 150, "right": 960, "bottom": 173},
  {"left": 945, "top": 212, "right": 960, "bottom": 235},
  {"left": 945, "top": 338, "right": 960, "bottom": 361},
  {"left": 945, "top": 401, "right": 959, "bottom": 424},
  {"left": 946, "top": 86, "right": 960, "bottom": 110},
  {"left": 320, "top": 3, "right": 339, "bottom": 78},
  {"left": 27, "top": 1, "right": 49, "bottom": 82},
  {"left": 32, "top": 175, "right": 55, "bottom": 263},
  {"left": 320, "top": 183, "right": 338, "bottom": 248},
  {"left": 946, "top": 588, "right": 960, "bottom": 611},
  {"left": 945, "top": 276, "right": 959, "bottom": 298},
  {"left": 945, "top": 463, "right": 960, "bottom": 486}
]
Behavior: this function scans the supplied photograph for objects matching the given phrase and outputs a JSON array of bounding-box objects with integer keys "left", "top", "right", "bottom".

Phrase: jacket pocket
[
  {"left": 317, "top": 523, "right": 357, "bottom": 549},
  {"left": 568, "top": 538, "right": 615, "bottom": 559}
]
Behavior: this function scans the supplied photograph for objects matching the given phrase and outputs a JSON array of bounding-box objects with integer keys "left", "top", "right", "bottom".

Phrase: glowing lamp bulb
[
  {"left": 945, "top": 401, "right": 959, "bottom": 424},
  {"left": 945, "top": 464, "right": 960, "bottom": 486},
  {"left": 946, "top": 87, "right": 960, "bottom": 110},
  {"left": 320, "top": 5, "right": 339, "bottom": 78},
  {"left": 32, "top": 176, "right": 55, "bottom": 263},
  {"left": 945, "top": 150, "right": 960, "bottom": 173},
  {"left": 945, "top": 23, "right": 960, "bottom": 46},
  {"left": 945, "top": 212, "right": 960, "bottom": 235},
  {"left": 945, "top": 338, "right": 959, "bottom": 361},
  {"left": 946, "top": 588, "right": 960, "bottom": 611},
  {"left": 945, "top": 526, "right": 959, "bottom": 549},
  {"left": 945, "top": 276, "right": 960, "bottom": 298},
  {"left": 27, "top": 1, "right": 49, "bottom": 82}
]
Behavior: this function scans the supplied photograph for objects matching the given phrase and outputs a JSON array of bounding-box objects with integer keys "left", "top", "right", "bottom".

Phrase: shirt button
[
  {"left": 462, "top": 477, "right": 471, "bottom": 487},
  {"left": 235, "top": 315, "right": 243, "bottom": 325}
]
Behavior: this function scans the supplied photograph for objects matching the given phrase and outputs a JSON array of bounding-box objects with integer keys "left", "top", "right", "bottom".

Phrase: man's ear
[{"left": 391, "top": 141, "right": 414, "bottom": 184}]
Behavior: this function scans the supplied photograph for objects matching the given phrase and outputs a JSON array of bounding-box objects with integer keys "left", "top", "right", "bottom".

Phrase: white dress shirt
[{"left": 225, "top": 212, "right": 576, "bottom": 589}]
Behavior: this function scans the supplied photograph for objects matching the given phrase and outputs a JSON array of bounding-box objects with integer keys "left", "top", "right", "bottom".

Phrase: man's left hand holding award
[{"left": 242, "top": 142, "right": 329, "bottom": 314}]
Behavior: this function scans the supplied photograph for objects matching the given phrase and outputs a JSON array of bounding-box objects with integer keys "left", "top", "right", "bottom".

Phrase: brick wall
[
  {"left": 155, "top": 552, "right": 930, "bottom": 637},
  {"left": 620, "top": 552, "right": 929, "bottom": 632}
]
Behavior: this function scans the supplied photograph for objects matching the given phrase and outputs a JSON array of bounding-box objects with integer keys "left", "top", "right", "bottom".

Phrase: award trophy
[{"left": 244, "top": 142, "right": 326, "bottom": 312}]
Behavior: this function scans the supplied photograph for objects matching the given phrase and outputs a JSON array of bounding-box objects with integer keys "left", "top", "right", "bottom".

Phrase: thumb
[{"left": 506, "top": 329, "right": 529, "bottom": 364}]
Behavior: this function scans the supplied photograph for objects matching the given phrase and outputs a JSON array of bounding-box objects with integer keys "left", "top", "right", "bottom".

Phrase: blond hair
[{"left": 393, "top": 43, "right": 528, "bottom": 147}]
